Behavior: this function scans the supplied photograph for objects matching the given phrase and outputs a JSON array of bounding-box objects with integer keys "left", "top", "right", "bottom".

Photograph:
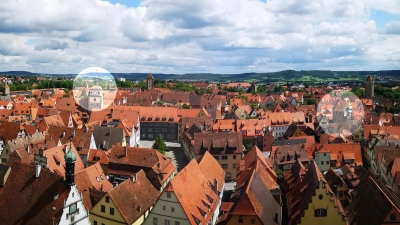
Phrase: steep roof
[
  {"left": 107, "top": 145, "right": 175, "bottom": 188},
  {"left": 109, "top": 170, "right": 160, "bottom": 224},
  {"left": 198, "top": 151, "right": 226, "bottom": 193},
  {"left": 166, "top": 158, "right": 221, "bottom": 225},
  {"left": 347, "top": 176, "right": 400, "bottom": 225},
  {"left": 75, "top": 162, "right": 113, "bottom": 210},
  {"left": 192, "top": 132, "right": 244, "bottom": 156},
  {"left": 0, "top": 121, "right": 23, "bottom": 142},
  {"left": 44, "top": 143, "right": 85, "bottom": 178},
  {"left": 47, "top": 126, "right": 93, "bottom": 156},
  {"left": 0, "top": 162, "right": 69, "bottom": 225},
  {"left": 92, "top": 126, "right": 124, "bottom": 150}
]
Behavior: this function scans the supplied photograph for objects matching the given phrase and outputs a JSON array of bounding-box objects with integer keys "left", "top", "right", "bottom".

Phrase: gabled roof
[
  {"left": 192, "top": 132, "right": 244, "bottom": 155},
  {"left": 92, "top": 126, "right": 124, "bottom": 150},
  {"left": 347, "top": 176, "right": 400, "bottom": 225},
  {"left": 198, "top": 151, "right": 226, "bottom": 193},
  {"left": 107, "top": 145, "right": 175, "bottom": 189},
  {"left": 218, "top": 156, "right": 281, "bottom": 225},
  {"left": 284, "top": 160, "right": 346, "bottom": 224},
  {"left": 44, "top": 143, "right": 85, "bottom": 178},
  {"left": 47, "top": 126, "right": 93, "bottom": 156},
  {"left": 109, "top": 170, "right": 160, "bottom": 224},
  {"left": 75, "top": 162, "right": 113, "bottom": 210},
  {"left": 165, "top": 156, "right": 222, "bottom": 225},
  {"left": 0, "top": 162, "right": 69, "bottom": 225},
  {"left": 0, "top": 121, "right": 23, "bottom": 142}
]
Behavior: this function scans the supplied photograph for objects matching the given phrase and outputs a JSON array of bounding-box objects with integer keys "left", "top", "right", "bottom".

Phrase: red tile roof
[
  {"left": 0, "top": 162, "right": 69, "bottom": 225},
  {"left": 108, "top": 170, "right": 160, "bottom": 224}
]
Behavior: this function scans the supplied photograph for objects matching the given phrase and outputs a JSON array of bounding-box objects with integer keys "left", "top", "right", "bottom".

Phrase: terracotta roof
[
  {"left": 165, "top": 154, "right": 222, "bottom": 225},
  {"left": 47, "top": 126, "right": 93, "bottom": 156},
  {"left": 284, "top": 160, "right": 346, "bottom": 224},
  {"left": 108, "top": 170, "right": 160, "bottom": 224},
  {"left": 192, "top": 132, "right": 244, "bottom": 156},
  {"left": 347, "top": 176, "right": 400, "bottom": 225},
  {"left": 108, "top": 145, "right": 175, "bottom": 190},
  {"left": 43, "top": 143, "right": 85, "bottom": 178},
  {"left": 197, "top": 150, "right": 226, "bottom": 193},
  {"left": 0, "top": 121, "right": 23, "bottom": 142},
  {"left": 0, "top": 162, "right": 69, "bottom": 225},
  {"left": 75, "top": 162, "right": 113, "bottom": 210},
  {"left": 218, "top": 155, "right": 281, "bottom": 225},
  {"left": 87, "top": 149, "right": 109, "bottom": 165}
]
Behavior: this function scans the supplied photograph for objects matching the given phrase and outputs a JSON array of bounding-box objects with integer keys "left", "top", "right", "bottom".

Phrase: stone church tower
[
  {"left": 147, "top": 73, "right": 154, "bottom": 90},
  {"left": 365, "top": 75, "right": 374, "bottom": 98}
]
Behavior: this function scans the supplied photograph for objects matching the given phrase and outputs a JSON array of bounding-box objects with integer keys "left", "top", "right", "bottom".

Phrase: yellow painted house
[
  {"left": 284, "top": 160, "right": 347, "bottom": 225},
  {"left": 89, "top": 170, "right": 160, "bottom": 225}
]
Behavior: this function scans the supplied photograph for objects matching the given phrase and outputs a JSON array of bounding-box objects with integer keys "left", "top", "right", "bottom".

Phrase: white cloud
[{"left": 0, "top": 0, "right": 399, "bottom": 74}]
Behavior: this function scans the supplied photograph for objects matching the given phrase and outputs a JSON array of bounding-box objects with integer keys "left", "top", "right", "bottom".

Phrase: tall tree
[{"left": 152, "top": 134, "right": 167, "bottom": 155}]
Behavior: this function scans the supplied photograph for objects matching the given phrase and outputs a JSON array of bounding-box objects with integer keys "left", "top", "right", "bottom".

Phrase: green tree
[
  {"left": 182, "top": 103, "right": 190, "bottom": 109},
  {"left": 152, "top": 134, "right": 167, "bottom": 155},
  {"left": 305, "top": 98, "right": 317, "bottom": 106},
  {"left": 243, "top": 138, "right": 252, "bottom": 154}
]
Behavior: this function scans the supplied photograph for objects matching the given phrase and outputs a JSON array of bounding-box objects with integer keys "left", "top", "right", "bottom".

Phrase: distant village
[{"left": 0, "top": 73, "right": 400, "bottom": 225}]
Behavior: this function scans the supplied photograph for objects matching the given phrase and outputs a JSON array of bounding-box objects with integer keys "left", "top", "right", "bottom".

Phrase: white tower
[{"left": 87, "top": 80, "right": 103, "bottom": 111}]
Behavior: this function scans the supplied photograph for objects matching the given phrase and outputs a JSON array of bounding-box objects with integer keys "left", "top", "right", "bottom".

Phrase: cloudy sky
[{"left": 0, "top": 0, "right": 399, "bottom": 74}]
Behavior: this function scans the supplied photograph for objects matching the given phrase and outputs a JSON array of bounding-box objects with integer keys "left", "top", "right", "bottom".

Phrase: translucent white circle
[
  {"left": 316, "top": 90, "right": 364, "bottom": 138},
  {"left": 72, "top": 67, "right": 117, "bottom": 112}
]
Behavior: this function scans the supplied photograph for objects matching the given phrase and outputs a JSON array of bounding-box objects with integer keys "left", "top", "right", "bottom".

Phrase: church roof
[{"left": 90, "top": 85, "right": 102, "bottom": 89}]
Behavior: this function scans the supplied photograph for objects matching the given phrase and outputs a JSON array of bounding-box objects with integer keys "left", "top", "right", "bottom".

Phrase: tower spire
[{"left": 64, "top": 138, "right": 76, "bottom": 187}]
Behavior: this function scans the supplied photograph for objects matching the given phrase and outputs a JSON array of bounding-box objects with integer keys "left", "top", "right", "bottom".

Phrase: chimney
[
  {"left": 72, "top": 131, "right": 75, "bottom": 138},
  {"left": 64, "top": 145, "right": 68, "bottom": 153},
  {"left": 45, "top": 145, "right": 48, "bottom": 150},
  {"left": 35, "top": 164, "right": 41, "bottom": 178},
  {"left": 132, "top": 173, "right": 137, "bottom": 182},
  {"left": 62, "top": 131, "right": 65, "bottom": 138},
  {"left": 26, "top": 146, "right": 29, "bottom": 154},
  {"left": 113, "top": 181, "right": 118, "bottom": 187}
]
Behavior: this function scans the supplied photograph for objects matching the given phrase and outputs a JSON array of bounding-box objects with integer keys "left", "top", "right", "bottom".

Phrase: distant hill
[{"left": 1, "top": 70, "right": 399, "bottom": 83}]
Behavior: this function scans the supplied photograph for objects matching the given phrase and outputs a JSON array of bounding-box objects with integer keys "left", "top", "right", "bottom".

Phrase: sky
[{"left": 0, "top": 0, "right": 399, "bottom": 74}]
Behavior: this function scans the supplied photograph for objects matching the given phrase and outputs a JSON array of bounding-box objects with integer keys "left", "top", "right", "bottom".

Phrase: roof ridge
[{"left": 369, "top": 176, "right": 400, "bottom": 212}]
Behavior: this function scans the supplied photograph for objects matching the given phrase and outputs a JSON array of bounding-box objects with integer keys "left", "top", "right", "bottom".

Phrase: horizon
[{"left": 0, "top": 0, "right": 399, "bottom": 74}]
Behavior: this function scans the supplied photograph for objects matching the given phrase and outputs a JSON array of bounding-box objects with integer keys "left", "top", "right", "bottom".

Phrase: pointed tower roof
[{"left": 64, "top": 141, "right": 76, "bottom": 163}]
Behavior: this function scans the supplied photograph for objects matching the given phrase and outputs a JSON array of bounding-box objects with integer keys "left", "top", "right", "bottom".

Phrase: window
[
  {"left": 163, "top": 205, "right": 166, "bottom": 210},
  {"left": 167, "top": 193, "right": 171, "bottom": 198},
  {"left": 326, "top": 161, "right": 329, "bottom": 165},
  {"left": 238, "top": 216, "right": 243, "bottom": 223},
  {"left": 251, "top": 219, "right": 256, "bottom": 224},
  {"left": 222, "top": 155, "right": 228, "bottom": 160},
  {"left": 101, "top": 205, "right": 105, "bottom": 213},
  {"left": 233, "top": 155, "right": 236, "bottom": 160},
  {"left": 94, "top": 98, "right": 96, "bottom": 102},
  {"left": 105, "top": 196, "right": 109, "bottom": 203},
  {"left": 318, "top": 194, "right": 323, "bottom": 200},
  {"left": 315, "top": 208, "right": 327, "bottom": 217},
  {"left": 214, "top": 156, "right": 219, "bottom": 160},
  {"left": 324, "top": 153, "right": 326, "bottom": 156},
  {"left": 391, "top": 214, "right": 396, "bottom": 221},
  {"left": 171, "top": 207, "right": 174, "bottom": 212},
  {"left": 1, "top": 158, "right": 6, "bottom": 163},
  {"left": 110, "top": 207, "right": 114, "bottom": 215},
  {"left": 233, "top": 163, "right": 236, "bottom": 168},
  {"left": 339, "top": 191, "right": 343, "bottom": 197},
  {"left": 175, "top": 222, "right": 180, "bottom": 225},
  {"left": 321, "top": 161, "right": 324, "bottom": 165},
  {"left": 221, "top": 164, "right": 228, "bottom": 169},
  {"left": 94, "top": 221, "right": 97, "bottom": 225},
  {"left": 153, "top": 217, "right": 158, "bottom": 225},
  {"left": 165, "top": 219, "right": 170, "bottom": 225}
]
